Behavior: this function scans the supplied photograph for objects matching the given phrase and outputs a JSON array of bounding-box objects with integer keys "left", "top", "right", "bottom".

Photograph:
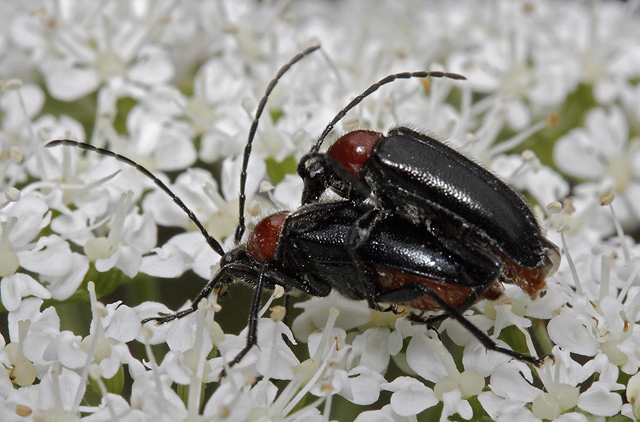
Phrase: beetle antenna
[
  {"left": 310, "top": 71, "right": 466, "bottom": 154},
  {"left": 235, "top": 45, "right": 321, "bottom": 245},
  {"left": 45, "top": 140, "right": 226, "bottom": 256}
]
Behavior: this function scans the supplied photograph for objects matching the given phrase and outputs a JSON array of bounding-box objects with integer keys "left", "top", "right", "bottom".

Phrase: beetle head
[
  {"left": 220, "top": 247, "right": 252, "bottom": 268},
  {"left": 298, "top": 153, "right": 331, "bottom": 204}
]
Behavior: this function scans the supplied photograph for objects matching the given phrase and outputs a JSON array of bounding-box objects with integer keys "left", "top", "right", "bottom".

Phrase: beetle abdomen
[{"left": 375, "top": 268, "right": 504, "bottom": 312}]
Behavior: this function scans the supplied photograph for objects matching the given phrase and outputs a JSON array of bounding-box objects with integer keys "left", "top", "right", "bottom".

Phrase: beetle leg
[
  {"left": 376, "top": 283, "right": 549, "bottom": 366},
  {"left": 140, "top": 263, "right": 251, "bottom": 325},
  {"left": 343, "top": 206, "right": 389, "bottom": 311},
  {"left": 221, "top": 261, "right": 270, "bottom": 377},
  {"left": 220, "top": 258, "right": 327, "bottom": 377},
  {"left": 418, "top": 277, "right": 508, "bottom": 326},
  {"left": 301, "top": 153, "right": 377, "bottom": 205},
  {"left": 282, "top": 295, "right": 291, "bottom": 326},
  {"left": 409, "top": 281, "right": 495, "bottom": 328}
]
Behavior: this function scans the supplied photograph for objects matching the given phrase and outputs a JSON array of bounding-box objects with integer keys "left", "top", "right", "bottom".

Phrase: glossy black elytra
[
  {"left": 46, "top": 46, "right": 554, "bottom": 369},
  {"left": 43, "top": 137, "right": 548, "bottom": 367},
  {"left": 296, "top": 82, "right": 561, "bottom": 302}
]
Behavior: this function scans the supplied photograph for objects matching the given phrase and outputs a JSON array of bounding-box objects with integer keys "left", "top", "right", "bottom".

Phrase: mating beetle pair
[
  {"left": 47, "top": 45, "right": 559, "bottom": 368},
  {"left": 298, "top": 126, "right": 561, "bottom": 300}
]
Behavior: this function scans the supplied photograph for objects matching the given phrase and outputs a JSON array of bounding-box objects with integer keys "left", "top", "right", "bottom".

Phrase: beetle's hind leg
[{"left": 376, "top": 283, "right": 550, "bottom": 367}]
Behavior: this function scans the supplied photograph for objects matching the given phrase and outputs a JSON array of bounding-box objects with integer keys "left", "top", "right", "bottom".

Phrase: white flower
[
  {"left": 292, "top": 292, "right": 372, "bottom": 342},
  {"left": 446, "top": 8, "right": 577, "bottom": 129},
  {"left": 0, "top": 194, "right": 85, "bottom": 305},
  {"left": 34, "top": 366, "right": 85, "bottom": 417},
  {"left": 354, "top": 404, "right": 419, "bottom": 422},
  {"left": 124, "top": 105, "right": 197, "bottom": 172},
  {"left": 491, "top": 153, "right": 570, "bottom": 207},
  {"left": 384, "top": 377, "right": 438, "bottom": 416},
  {"left": 350, "top": 327, "right": 392, "bottom": 373},
  {"left": 343, "top": 365, "right": 387, "bottom": 405},
  {"left": 2, "top": 1, "right": 640, "bottom": 420},
  {"left": 88, "top": 294, "right": 144, "bottom": 379},
  {"left": 214, "top": 317, "right": 300, "bottom": 380},
  {"left": 83, "top": 192, "right": 156, "bottom": 278},
  {"left": 554, "top": 106, "right": 640, "bottom": 225},
  {"left": 555, "top": 107, "right": 636, "bottom": 183},
  {"left": 0, "top": 83, "right": 46, "bottom": 189},
  {"left": 11, "top": 2, "right": 174, "bottom": 101},
  {"left": 548, "top": 225, "right": 640, "bottom": 374},
  {"left": 81, "top": 393, "right": 148, "bottom": 422},
  {"left": 1, "top": 274, "right": 51, "bottom": 313},
  {"left": 129, "top": 372, "right": 187, "bottom": 421},
  {"left": 186, "top": 57, "right": 251, "bottom": 162},
  {"left": 142, "top": 168, "right": 230, "bottom": 236},
  {"left": 563, "top": 1, "right": 640, "bottom": 104},
  {"left": 533, "top": 349, "right": 624, "bottom": 419}
]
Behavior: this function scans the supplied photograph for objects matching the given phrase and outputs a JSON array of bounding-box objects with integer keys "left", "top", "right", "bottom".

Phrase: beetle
[
  {"left": 44, "top": 137, "right": 549, "bottom": 367},
  {"left": 233, "top": 70, "right": 467, "bottom": 245},
  {"left": 294, "top": 76, "right": 561, "bottom": 300},
  {"left": 45, "top": 46, "right": 552, "bottom": 368},
  {"left": 206, "top": 199, "right": 545, "bottom": 366}
]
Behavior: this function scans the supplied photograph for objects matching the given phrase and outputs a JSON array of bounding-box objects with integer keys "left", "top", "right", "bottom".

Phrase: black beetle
[
  {"left": 234, "top": 69, "right": 467, "bottom": 245},
  {"left": 295, "top": 77, "right": 560, "bottom": 300},
  {"left": 45, "top": 47, "right": 553, "bottom": 368},
  {"left": 42, "top": 136, "right": 548, "bottom": 367}
]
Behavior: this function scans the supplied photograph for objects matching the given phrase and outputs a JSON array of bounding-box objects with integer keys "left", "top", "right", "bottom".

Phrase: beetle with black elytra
[
  {"left": 44, "top": 138, "right": 547, "bottom": 367},
  {"left": 295, "top": 75, "right": 560, "bottom": 305},
  {"left": 46, "top": 45, "right": 555, "bottom": 370}
]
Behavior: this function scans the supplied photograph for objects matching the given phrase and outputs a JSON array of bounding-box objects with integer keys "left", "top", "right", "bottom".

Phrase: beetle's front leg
[
  {"left": 343, "top": 207, "right": 391, "bottom": 311},
  {"left": 222, "top": 261, "right": 270, "bottom": 376},
  {"left": 140, "top": 264, "right": 238, "bottom": 325},
  {"left": 300, "top": 153, "right": 377, "bottom": 205}
]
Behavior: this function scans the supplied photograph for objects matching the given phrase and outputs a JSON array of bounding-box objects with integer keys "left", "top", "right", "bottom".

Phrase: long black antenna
[
  {"left": 234, "top": 45, "right": 321, "bottom": 245},
  {"left": 310, "top": 70, "right": 466, "bottom": 154},
  {"left": 45, "top": 140, "right": 225, "bottom": 256}
]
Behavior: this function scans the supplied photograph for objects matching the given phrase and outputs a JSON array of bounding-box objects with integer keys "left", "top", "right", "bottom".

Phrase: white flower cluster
[{"left": 1, "top": 0, "right": 640, "bottom": 421}]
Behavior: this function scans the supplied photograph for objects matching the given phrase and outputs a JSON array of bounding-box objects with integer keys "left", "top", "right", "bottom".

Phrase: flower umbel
[{"left": 2, "top": 0, "right": 640, "bottom": 421}]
